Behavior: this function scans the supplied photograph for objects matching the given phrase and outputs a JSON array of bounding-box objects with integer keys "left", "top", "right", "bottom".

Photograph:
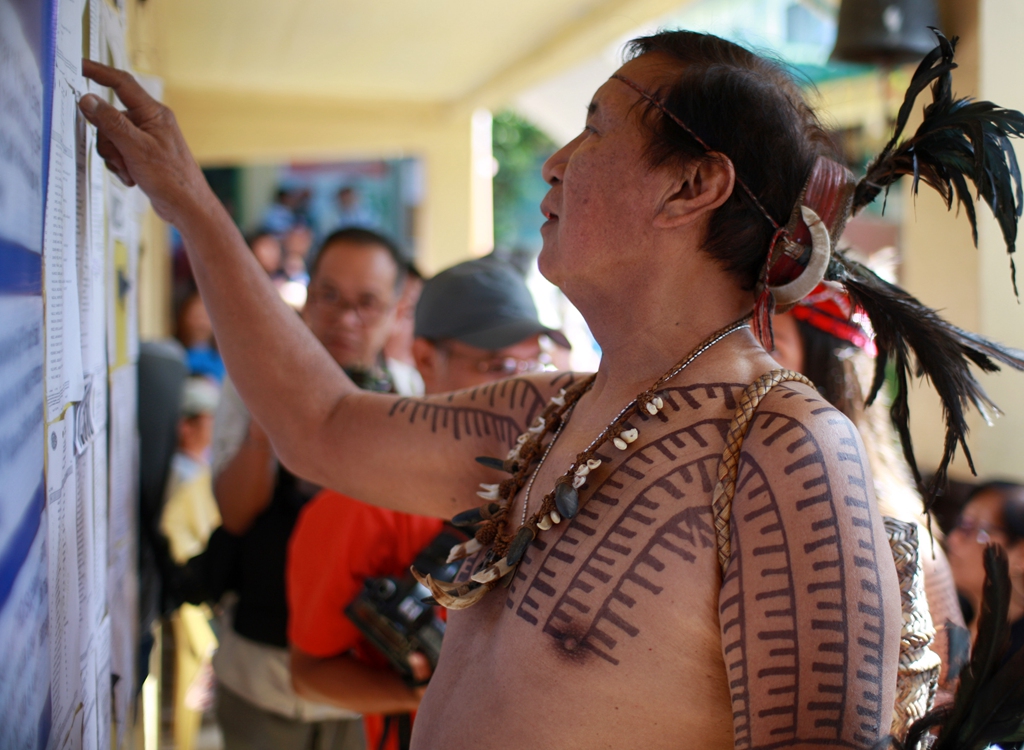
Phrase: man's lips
[{"left": 540, "top": 196, "right": 558, "bottom": 221}]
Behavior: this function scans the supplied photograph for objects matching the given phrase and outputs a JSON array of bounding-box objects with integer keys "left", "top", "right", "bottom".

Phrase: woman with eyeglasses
[{"left": 947, "top": 481, "right": 1024, "bottom": 659}]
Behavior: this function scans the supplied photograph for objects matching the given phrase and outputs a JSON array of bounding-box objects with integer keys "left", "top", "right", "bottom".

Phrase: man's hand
[
  {"left": 79, "top": 60, "right": 212, "bottom": 225},
  {"left": 406, "top": 651, "right": 433, "bottom": 700},
  {"left": 290, "top": 646, "right": 431, "bottom": 715}
]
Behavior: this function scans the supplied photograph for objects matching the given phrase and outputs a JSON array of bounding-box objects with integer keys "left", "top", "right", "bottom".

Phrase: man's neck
[{"left": 576, "top": 271, "right": 758, "bottom": 397}]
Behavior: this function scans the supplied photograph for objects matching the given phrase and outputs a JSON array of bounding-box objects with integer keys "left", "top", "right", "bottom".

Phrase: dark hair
[
  {"left": 246, "top": 229, "right": 280, "bottom": 246},
  {"left": 967, "top": 481, "right": 1024, "bottom": 543},
  {"left": 624, "top": 31, "right": 840, "bottom": 289},
  {"left": 795, "top": 319, "right": 860, "bottom": 417},
  {"left": 310, "top": 227, "right": 408, "bottom": 290}
]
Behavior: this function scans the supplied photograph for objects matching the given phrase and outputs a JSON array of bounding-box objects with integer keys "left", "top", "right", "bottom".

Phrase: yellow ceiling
[{"left": 139, "top": 0, "right": 691, "bottom": 110}]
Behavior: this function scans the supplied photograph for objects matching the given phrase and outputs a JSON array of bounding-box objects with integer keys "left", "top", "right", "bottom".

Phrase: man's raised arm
[
  {"left": 718, "top": 383, "right": 901, "bottom": 749},
  {"left": 77, "top": 61, "right": 558, "bottom": 516}
]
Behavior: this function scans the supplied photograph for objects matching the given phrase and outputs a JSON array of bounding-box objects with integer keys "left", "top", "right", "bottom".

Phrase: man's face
[
  {"left": 302, "top": 241, "right": 400, "bottom": 369},
  {"left": 414, "top": 335, "right": 546, "bottom": 394},
  {"left": 538, "top": 53, "right": 680, "bottom": 293}
]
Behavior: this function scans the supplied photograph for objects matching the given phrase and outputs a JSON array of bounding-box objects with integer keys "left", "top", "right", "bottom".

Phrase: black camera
[{"left": 345, "top": 526, "right": 468, "bottom": 679}]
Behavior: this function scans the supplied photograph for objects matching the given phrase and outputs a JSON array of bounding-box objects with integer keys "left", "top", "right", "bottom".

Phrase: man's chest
[{"left": 455, "top": 381, "right": 747, "bottom": 666}]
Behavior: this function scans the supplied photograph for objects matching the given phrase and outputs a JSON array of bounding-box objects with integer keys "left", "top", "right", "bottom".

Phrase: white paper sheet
[
  {"left": 47, "top": 415, "right": 83, "bottom": 749},
  {"left": 43, "top": 75, "right": 86, "bottom": 417},
  {"left": 0, "top": 516, "right": 50, "bottom": 750},
  {"left": 95, "top": 615, "right": 111, "bottom": 750},
  {"left": 0, "top": 0, "right": 45, "bottom": 253},
  {"left": 107, "top": 364, "right": 138, "bottom": 748},
  {"left": 91, "top": 424, "right": 108, "bottom": 628}
]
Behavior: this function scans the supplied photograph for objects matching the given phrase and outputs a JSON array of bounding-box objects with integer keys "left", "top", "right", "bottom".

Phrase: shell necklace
[{"left": 412, "top": 316, "right": 752, "bottom": 609}]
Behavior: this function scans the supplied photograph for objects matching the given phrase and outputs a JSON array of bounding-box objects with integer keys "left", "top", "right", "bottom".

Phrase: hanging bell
[{"left": 830, "top": 0, "right": 940, "bottom": 66}]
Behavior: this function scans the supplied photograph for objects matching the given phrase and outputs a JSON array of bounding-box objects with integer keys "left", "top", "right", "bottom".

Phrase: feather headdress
[{"left": 817, "top": 29, "right": 1024, "bottom": 508}]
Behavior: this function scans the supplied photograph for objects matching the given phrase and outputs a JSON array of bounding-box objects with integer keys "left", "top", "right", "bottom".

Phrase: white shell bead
[
  {"left": 621, "top": 428, "right": 638, "bottom": 443},
  {"left": 574, "top": 464, "right": 590, "bottom": 477},
  {"left": 550, "top": 510, "right": 562, "bottom": 524},
  {"left": 586, "top": 458, "right": 602, "bottom": 470},
  {"left": 572, "top": 474, "right": 587, "bottom": 489},
  {"left": 517, "top": 434, "right": 529, "bottom": 444},
  {"left": 537, "top": 514, "right": 553, "bottom": 531},
  {"left": 646, "top": 402, "right": 659, "bottom": 415},
  {"left": 613, "top": 437, "right": 628, "bottom": 450},
  {"left": 652, "top": 396, "right": 664, "bottom": 410}
]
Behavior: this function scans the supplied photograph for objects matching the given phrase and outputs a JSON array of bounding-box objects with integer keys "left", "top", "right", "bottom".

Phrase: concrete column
[{"left": 417, "top": 109, "right": 494, "bottom": 275}]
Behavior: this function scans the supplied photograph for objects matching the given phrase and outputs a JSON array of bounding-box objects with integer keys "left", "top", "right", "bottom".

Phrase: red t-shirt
[{"left": 287, "top": 490, "right": 443, "bottom": 749}]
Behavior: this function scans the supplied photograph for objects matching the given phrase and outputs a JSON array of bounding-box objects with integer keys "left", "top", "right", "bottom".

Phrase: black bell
[{"left": 830, "top": 0, "right": 941, "bottom": 66}]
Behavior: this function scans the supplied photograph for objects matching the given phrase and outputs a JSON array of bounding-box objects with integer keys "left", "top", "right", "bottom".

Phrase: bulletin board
[{"left": 0, "top": 0, "right": 145, "bottom": 747}]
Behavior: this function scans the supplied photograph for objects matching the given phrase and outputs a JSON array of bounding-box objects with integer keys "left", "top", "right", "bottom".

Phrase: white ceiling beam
[{"left": 450, "top": 0, "right": 696, "bottom": 114}]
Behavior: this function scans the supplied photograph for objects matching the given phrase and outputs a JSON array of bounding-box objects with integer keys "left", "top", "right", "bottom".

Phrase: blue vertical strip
[
  {"left": 40, "top": 0, "right": 57, "bottom": 222},
  {"left": 0, "top": 239, "right": 43, "bottom": 295},
  {"left": 0, "top": 482, "right": 45, "bottom": 611}
]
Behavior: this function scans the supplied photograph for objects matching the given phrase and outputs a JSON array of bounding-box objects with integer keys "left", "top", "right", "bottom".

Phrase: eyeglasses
[
  {"left": 950, "top": 516, "right": 1006, "bottom": 545},
  {"left": 474, "top": 355, "right": 554, "bottom": 376},
  {"left": 308, "top": 285, "right": 394, "bottom": 326},
  {"left": 438, "top": 345, "right": 554, "bottom": 376}
]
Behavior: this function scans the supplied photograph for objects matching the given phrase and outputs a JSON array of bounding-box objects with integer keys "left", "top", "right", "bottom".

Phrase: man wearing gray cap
[{"left": 411, "top": 257, "right": 569, "bottom": 393}]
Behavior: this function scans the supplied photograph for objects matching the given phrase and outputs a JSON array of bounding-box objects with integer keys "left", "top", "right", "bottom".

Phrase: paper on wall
[
  {"left": 0, "top": 0, "right": 44, "bottom": 253},
  {"left": 0, "top": 296, "right": 44, "bottom": 559},
  {"left": 46, "top": 415, "right": 83, "bottom": 749},
  {"left": 95, "top": 615, "right": 111, "bottom": 750},
  {"left": 0, "top": 516, "right": 50, "bottom": 750},
  {"left": 43, "top": 75, "right": 85, "bottom": 418},
  {"left": 107, "top": 364, "right": 137, "bottom": 748}
]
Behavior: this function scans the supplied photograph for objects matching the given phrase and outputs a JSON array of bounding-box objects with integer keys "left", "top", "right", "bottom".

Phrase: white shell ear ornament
[{"left": 769, "top": 205, "right": 831, "bottom": 309}]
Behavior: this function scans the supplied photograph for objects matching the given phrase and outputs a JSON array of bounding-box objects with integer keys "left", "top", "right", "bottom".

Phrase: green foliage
[{"left": 492, "top": 110, "right": 557, "bottom": 251}]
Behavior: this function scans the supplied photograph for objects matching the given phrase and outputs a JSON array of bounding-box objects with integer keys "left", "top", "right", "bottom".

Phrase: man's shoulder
[{"left": 743, "top": 378, "right": 853, "bottom": 452}]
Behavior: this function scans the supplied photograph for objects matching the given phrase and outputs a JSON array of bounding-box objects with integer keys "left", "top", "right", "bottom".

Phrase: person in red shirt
[{"left": 287, "top": 258, "right": 567, "bottom": 749}]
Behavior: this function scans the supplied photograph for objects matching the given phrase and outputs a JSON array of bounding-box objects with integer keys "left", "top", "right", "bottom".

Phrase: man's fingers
[
  {"left": 104, "top": 160, "right": 136, "bottom": 187},
  {"left": 82, "top": 59, "right": 155, "bottom": 111},
  {"left": 407, "top": 651, "right": 432, "bottom": 683},
  {"left": 80, "top": 93, "right": 139, "bottom": 152}
]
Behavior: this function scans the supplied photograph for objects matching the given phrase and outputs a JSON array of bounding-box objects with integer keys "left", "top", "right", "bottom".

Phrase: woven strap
[{"left": 712, "top": 369, "right": 814, "bottom": 575}]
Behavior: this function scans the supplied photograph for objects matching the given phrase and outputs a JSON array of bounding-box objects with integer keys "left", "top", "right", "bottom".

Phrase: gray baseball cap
[{"left": 414, "top": 257, "right": 570, "bottom": 350}]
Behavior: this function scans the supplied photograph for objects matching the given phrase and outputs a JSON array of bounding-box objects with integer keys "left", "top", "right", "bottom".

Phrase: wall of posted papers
[{"left": 0, "top": 0, "right": 147, "bottom": 747}]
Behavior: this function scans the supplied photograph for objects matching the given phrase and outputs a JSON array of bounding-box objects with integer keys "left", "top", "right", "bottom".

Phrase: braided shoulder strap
[{"left": 712, "top": 369, "right": 814, "bottom": 575}]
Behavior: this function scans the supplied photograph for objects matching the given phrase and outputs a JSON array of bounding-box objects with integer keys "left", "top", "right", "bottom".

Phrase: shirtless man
[{"left": 79, "top": 30, "right": 901, "bottom": 749}]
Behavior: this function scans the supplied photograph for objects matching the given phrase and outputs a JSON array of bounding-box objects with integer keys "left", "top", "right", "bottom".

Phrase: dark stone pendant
[
  {"left": 554, "top": 481, "right": 579, "bottom": 520},
  {"left": 475, "top": 456, "right": 509, "bottom": 472},
  {"left": 451, "top": 502, "right": 501, "bottom": 527},
  {"left": 506, "top": 526, "right": 536, "bottom": 566}
]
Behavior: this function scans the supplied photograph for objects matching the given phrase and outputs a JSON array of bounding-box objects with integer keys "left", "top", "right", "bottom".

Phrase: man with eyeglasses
[
  {"left": 286, "top": 256, "right": 569, "bottom": 749},
  {"left": 209, "top": 227, "right": 408, "bottom": 750}
]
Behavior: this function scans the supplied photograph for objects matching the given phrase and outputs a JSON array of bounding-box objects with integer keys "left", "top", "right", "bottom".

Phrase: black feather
[
  {"left": 882, "top": 546, "right": 1024, "bottom": 750},
  {"left": 854, "top": 29, "right": 1024, "bottom": 296},
  {"left": 826, "top": 253, "right": 1024, "bottom": 508}
]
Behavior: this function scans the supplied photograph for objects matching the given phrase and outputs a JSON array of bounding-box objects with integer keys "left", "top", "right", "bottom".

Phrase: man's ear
[
  {"left": 412, "top": 338, "right": 437, "bottom": 389},
  {"left": 654, "top": 154, "right": 735, "bottom": 229}
]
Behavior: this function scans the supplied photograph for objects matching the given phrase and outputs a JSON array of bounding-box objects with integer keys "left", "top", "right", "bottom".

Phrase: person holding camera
[
  {"left": 287, "top": 258, "right": 567, "bottom": 750},
  {"left": 210, "top": 227, "right": 410, "bottom": 750}
]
